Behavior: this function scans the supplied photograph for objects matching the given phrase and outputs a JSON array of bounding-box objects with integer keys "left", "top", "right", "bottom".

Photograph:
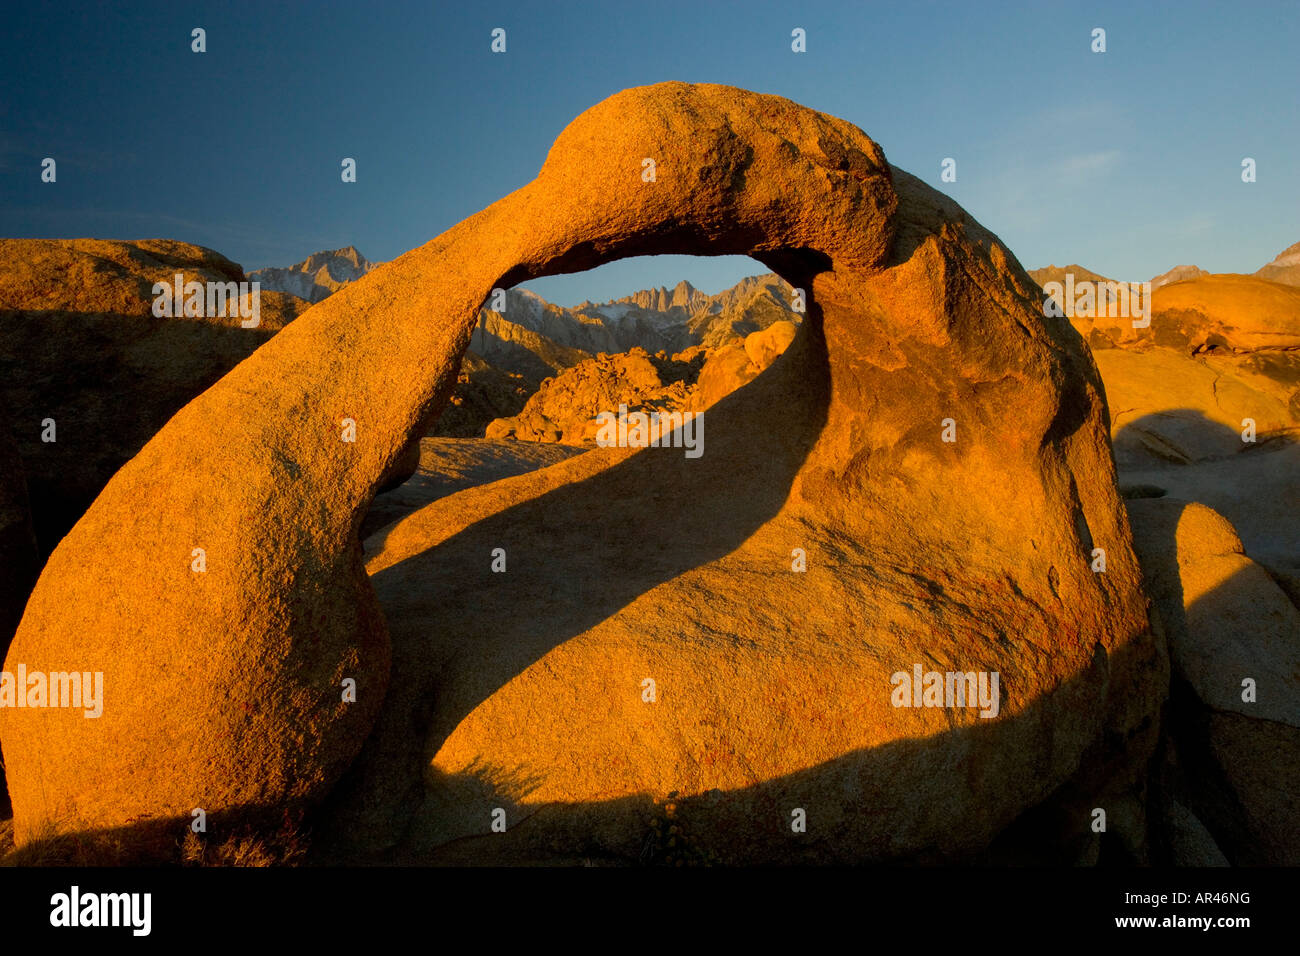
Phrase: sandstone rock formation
[
  {"left": 0, "top": 239, "right": 309, "bottom": 557},
  {"left": 3, "top": 84, "right": 1161, "bottom": 862}
]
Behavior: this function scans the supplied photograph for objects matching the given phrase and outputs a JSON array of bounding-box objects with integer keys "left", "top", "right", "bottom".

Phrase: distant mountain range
[
  {"left": 249, "top": 246, "right": 376, "bottom": 303},
  {"left": 1028, "top": 241, "right": 1300, "bottom": 293},
  {"left": 1255, "top": 240, "right": 1300, "bottom": 287},
  {"left": 253, "top": 248, "right": 803, "bottom": 382},
  {"left": 254, "top": 239, "right": 1300, "bottom": 402}
]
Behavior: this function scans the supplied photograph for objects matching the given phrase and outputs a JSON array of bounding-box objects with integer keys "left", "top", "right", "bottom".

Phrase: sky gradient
[{"left": 2, "top": 0, "right": 1297, "bottom": 306}]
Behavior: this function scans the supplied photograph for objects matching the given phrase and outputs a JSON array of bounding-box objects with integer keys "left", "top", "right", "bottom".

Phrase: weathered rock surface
[
  {"left": 1091, "top": 272, "right": 1300, "bottom": 578},
  {"left": 1101, "top": 350, "right": 1293, "bottom": 469},
  {"left": 0, "top": 238, "right": 308, "bottom": 556},
  {"left": 1128, "top": 499, "right": 1300, "bottom": 865},
  {"left": 1090, "top": 274, "right": 1300, "bottom": 352},
  {"left": 694, "top": 320, "right": 798, "bottom": 411},
  {"left": 485, "top": 348, "right": 703, "bottom": 443},
  {"left": 3, "top": 84, "right": 1160, "bottom": 860}
]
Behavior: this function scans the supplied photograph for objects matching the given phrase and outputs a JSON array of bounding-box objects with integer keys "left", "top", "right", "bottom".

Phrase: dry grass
[{"left": 1, "top": 808, "right": 310, "bottom": 867}]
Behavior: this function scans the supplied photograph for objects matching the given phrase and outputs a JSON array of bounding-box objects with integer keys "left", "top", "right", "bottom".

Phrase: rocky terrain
[
  {"left": 0, "top": 239, "right": 309, "bottom": 559},
  {"left": 0, "top": 83, "right": 1294, "bottom": 869},
  {"left": 1051, "top": 269, "right": 1300, "bottom": 865}
]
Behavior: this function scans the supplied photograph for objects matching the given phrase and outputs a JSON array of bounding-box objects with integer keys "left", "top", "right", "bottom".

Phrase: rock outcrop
[
  {"left": 432, "top": 351, "right": 534, "bottom": 439},
  {"left": 1128, "top": 500, "right": 1300, "bottom": 865},
  {"left": 483, "top": 316, "right": 800, "bottom": 444},
  {"left": 0, "top": 239, "right": 309, "bottom": 557},
  {"left": 3, "top": 84, "right": 1160, "bottom": 863},
  {"left": 485, "top": 348, "right": 703, "bottom": 444},
  {"left": 694, "top": 320, "right": 799, "bottom": 411},
  {"left": 1093, "top": 273, "right": 1299, "bottom": 578}
]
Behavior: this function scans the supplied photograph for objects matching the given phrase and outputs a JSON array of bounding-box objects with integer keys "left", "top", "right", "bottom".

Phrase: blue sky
[{"left": 2, "top": 0, "right": 1296, "bottom": 305}]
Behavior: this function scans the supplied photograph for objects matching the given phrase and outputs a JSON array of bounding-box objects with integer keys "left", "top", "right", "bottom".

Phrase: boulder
[
  {"left": 1128, "top": 499, "right": 1300, "bottom": 864},
  {"left": 1089, "top": 274, "right": 1300, "bottom": 352},
  {"left": 743, "top": 319, "right": 798, "bottom": 369},
  {"left": 486, "top": 348, "right": 697, "bottom": 444},
  {"left": 0, "top": 238, "right": 308, "bottom": 556}
]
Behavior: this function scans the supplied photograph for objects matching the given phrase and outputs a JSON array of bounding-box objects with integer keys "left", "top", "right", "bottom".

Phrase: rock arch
[{"left": 1, "top": 83, "right": 1161, "bottom": 853}]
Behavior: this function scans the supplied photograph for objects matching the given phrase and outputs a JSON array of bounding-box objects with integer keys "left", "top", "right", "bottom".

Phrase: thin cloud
[{"left": 1058, "top": 150, "right": 1121, "bottom": 179}]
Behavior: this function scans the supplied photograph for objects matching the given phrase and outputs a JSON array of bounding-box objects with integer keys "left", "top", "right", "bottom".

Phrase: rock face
[
  {"left": 1101, "top": 350, "right": 1293, "bottom": 469},
  {"left": 695, "top": 320, "right": 799, "bottom": 411},
  {"left": 2, "top": 83, "right": 1160, "bottom": 860},
  {"left": 485, "top": 348, "right": 704, "bottom": 443},
  {"left": 0, "top": 239, "right": 309, "bottom": 557},
  {"left": 1128, "top": 500, "right": 1300, "bottom": 865},
  {"left": 1093, "top": 273, "right": 1300, "bottom": 578}
]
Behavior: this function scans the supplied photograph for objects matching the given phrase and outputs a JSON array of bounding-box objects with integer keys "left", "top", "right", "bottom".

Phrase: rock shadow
[
  {"left": 319, "top": 634, "right": 1156, "bottom": 866},
  {"left": 321, "top": 287, "right": 833, "bottom": 851}
]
